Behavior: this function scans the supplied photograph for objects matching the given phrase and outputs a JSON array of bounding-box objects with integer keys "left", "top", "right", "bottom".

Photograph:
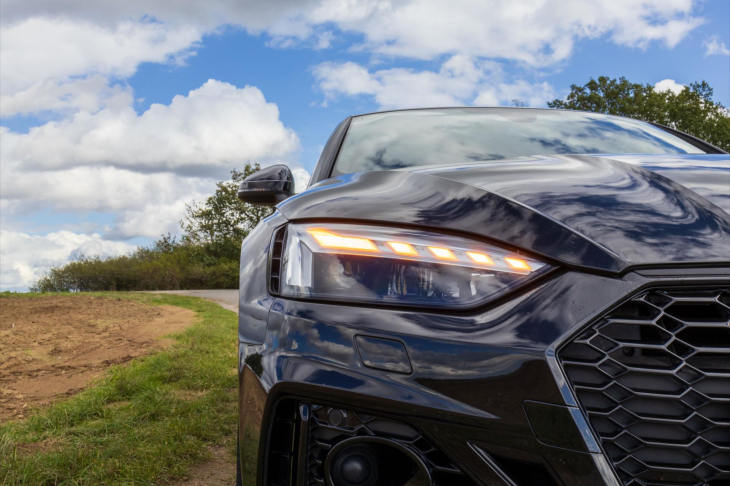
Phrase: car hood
[{"left": 279, "top": 154, "right": 730, "bottom": 273}]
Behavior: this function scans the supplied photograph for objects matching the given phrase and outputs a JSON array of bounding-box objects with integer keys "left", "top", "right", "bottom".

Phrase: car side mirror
[{"left": 237, "top": 164, "right": 295, "bottom": 206}]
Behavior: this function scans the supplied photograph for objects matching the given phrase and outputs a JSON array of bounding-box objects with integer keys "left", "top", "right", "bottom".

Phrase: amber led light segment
[
  {"left": 387, "top": 241, "right": 419, "bottom": 256},
  {"left": 307, "top": 229, "right": 379, "bottom": 252},
  {"left": 466, "top": 252, "right": 494, "bottom": 265},
  {"left": 428, "top": 247, "right": 457, "bottom": 260},
  {"left": 504, "top": 257, "right": 531, "bottom": 270}
]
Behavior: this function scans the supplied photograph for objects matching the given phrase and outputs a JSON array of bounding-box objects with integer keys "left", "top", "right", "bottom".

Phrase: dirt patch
[
  {"left": 0, "top": 296, "right": 196, "bottom": 422},
  {"left": 170, "top": 444, "right": 236, "bottom": 486},
  {"left": 15, "top": 438, "right": 67, "bottom": 455}
]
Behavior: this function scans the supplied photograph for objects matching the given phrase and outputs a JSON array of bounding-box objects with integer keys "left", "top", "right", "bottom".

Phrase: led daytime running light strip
[{"left": 306, "top": 228, "right": 533, "bottom": 272}]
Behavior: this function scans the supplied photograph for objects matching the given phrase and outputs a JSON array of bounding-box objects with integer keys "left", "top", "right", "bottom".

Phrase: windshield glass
[{"left": 332, "top": 108, "right": 705, "bottom": 176}]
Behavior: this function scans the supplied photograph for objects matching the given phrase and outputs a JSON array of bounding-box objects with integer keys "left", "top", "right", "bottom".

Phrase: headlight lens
[{"left": 278, "top": 223, "right": 551, "bottom": 308}]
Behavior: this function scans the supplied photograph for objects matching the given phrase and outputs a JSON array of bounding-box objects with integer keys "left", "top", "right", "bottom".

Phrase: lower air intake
[
  {"left": 558, "top": 288, "right": 730, "bottom": 486},
  {"left": 306, "top": 404, "right": 477, "bottom": 486}
]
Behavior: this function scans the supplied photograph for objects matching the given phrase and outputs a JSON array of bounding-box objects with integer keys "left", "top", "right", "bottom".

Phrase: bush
[{"left": 30, "top": 240, "right": 242, "bottom": 292}]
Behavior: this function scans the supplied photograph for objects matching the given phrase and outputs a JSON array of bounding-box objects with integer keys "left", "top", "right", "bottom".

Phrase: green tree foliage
[
  {"left": 32, "top": 163, "right": 271, "bottom": 292},
  {"left": 548, "top": 76, "right": 730, "bottom": 151},
  {"left": 180, "top": 163, "right": 271, "bottom": 262}
]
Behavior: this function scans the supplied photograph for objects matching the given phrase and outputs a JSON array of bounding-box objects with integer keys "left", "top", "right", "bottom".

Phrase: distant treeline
[{"left": 32, "top": 164, "right": 269, "bottom": 292}]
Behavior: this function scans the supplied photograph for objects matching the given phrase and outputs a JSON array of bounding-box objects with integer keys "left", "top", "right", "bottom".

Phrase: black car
[{"left": 235, "top": 108, "right": 730, "bottom": 486}]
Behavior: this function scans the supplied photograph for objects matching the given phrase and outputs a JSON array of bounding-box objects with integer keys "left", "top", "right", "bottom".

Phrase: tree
[
  {"left": 548, "top": 76, "right": 730, "bottom": 152},
  {"left": 181, "top": 163, "right": 271, "bottom": 259}
]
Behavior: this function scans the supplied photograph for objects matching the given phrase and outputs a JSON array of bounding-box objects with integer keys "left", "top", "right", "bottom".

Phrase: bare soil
[
  {"left": 0, "top": 295, "right": 196, "bottom": 422},
  {"left": 169, "top": 444, "right": 236, "bottom": 486}
]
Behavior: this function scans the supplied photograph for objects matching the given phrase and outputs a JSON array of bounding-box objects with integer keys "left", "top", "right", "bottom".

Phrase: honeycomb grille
[{"left": 559, "top": 288, "right": 730, "bottom": 486}]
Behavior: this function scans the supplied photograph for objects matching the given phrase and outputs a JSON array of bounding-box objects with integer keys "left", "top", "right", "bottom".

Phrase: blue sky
[{"left": 1, "top": 0, "right": 729, "bottom": 290}]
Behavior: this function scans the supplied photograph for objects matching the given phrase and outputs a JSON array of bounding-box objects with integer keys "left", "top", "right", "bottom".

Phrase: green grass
[{"left": 0, "top": 292, "right": 239, "bottom": 485}]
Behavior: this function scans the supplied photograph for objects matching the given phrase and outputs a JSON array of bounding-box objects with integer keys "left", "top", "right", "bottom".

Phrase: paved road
[{"left": 146, "top": 290, "right": 238, "bottom": 313}]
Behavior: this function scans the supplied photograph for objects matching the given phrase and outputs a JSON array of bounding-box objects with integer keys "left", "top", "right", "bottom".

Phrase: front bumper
[{"left": 238, "top": 268, "right": 729, "bottom": 486}]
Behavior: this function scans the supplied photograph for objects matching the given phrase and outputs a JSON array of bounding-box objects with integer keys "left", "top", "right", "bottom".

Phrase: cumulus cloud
[
  {"left": 314, "top": 56, "right": 556, "bottom": 109},
  {"left": 0, "top": 17, "right": 201, "bottom": 96},
  {"left": 654, "top": 78, "right": 686, "bottom": 95},
  {"left": 0, "top": 0, "right": 706, "bottom": 126},
  {"left": 0, "top": 0, "right": 705, "bottom": 101},
  {"left": 1, "top": 79, "right": 305, "bottom": 235},
  {"left": 0, "top": 230, "right": 137, "bottom": 290},
  {"left": 474, "top": 81, "right": 557, "bottom": 108},
  {"left": 307, "top": 0, "right": 703, "bottom": 64},
  {"left": 2, "top": 80, "right": 300, "bottom": 176},
  {"left": 0, "top": 163, "right": 210, "bottom": 223},
  {"left": 0, "top": 75, "right": 132, "bottom": 117},
  {"left": 703, "top": 35, "right": 730, "bottom": 56}
]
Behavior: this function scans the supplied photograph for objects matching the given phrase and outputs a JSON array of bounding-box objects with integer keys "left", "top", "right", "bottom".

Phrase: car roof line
[{"left": 352, "top": 106, "right": 601, "bottom": 118}]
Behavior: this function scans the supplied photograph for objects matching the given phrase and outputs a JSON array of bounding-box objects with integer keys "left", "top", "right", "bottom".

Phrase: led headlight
[{"left": 277, "top": 223, "right": 551, "bottom": 308}]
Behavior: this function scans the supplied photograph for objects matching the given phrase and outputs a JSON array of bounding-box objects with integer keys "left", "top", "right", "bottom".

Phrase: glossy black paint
[
  {"left": 648, "top": 121, "right": 727, "bottom": 154},
  {"left": 237, "top": 210, "right": 286, "bottom": 344},
  {"left": 606, "top": 153, "right": 730, "bottom": 213},
  {"left": 279, "top": 154, "right": 730, "bottom": 274},
  {"left": 237, "top": 164, "right": 296, "bottom": 206},
  {"left": 523, "top": 401, "right": 590, "bottom": 452},
  {"left": 308, "top": 117, "right": 351, "bottom": 186},
  {"left": 238, "top": 110, "right": 730, "bottom": 486},
  {"left": 355, "top": 336, "right": 412, "bottom": 374}
]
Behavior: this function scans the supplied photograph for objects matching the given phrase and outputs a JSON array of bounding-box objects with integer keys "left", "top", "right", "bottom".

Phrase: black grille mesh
[
  {"left": 306, "top": 404, "right": 477, "bottom": 486},
  {"left": 559, "top": 288, "right": 730, "bottom": 486}
]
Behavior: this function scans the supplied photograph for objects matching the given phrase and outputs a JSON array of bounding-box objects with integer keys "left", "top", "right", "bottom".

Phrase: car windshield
[{"left": 332, "top": 108, "right": 705, "bottom": 176}]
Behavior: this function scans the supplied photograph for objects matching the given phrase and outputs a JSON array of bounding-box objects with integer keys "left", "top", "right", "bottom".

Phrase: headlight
[{"left": 276, "top": 223, "right": 551, "bottom": 309}]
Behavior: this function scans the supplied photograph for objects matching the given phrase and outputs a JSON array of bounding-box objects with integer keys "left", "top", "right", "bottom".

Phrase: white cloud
[
  {"left": 0, "top": 17, "right": 201, "bottom": 96},
  {"left": 306, "top": 0, "right": 703, "bottom": 65},
  {"left": 291, "top": 167, "right": 313, "bottom": 194},
  {"left": 0, "top": 75, "right": 131, "bottom": 117},
  {"left": 0, "top": 0, "right": 705, "bottom": 102},
  {"left": 0, "top": 0, "right": 706, "bottom": 122},
  {"left": 314, "top": 56, "right": 556, "bottom": 109},
  {"left": 475, "top": 80, "right": 557, "bottom": 108},
  {"left": 1, "top": 79, "right": 306, "bottom": 232},
  {"left": 3, "top": 80, "right": 300, "bottom": 175},
  {"left": 654, "top": 78, "right": 686, "bottom": 95},
  {"left": 105, "top": 198, "right": 200, "bottom": 240},
  {"left": 0, "top": 230, "right": 137, "bottom": 290},
  {"left": 0, "top": 0, "right": 313, "bottom": 32},
  {"left": 0, "top": 162, "right": 209, "bottom": 220},
  {"left": 703, "top": 35, "right": 730, "bottom": 56}
]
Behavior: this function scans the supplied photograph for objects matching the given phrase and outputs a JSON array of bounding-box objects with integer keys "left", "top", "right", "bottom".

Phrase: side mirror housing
[{"left": 237, "top": 164, "right": 295, "bottom": 206}]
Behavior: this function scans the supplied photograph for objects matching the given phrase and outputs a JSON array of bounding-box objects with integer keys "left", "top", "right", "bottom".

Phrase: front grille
[{"left": 559, "top": 288, "right": 730, "bottom": 486}]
